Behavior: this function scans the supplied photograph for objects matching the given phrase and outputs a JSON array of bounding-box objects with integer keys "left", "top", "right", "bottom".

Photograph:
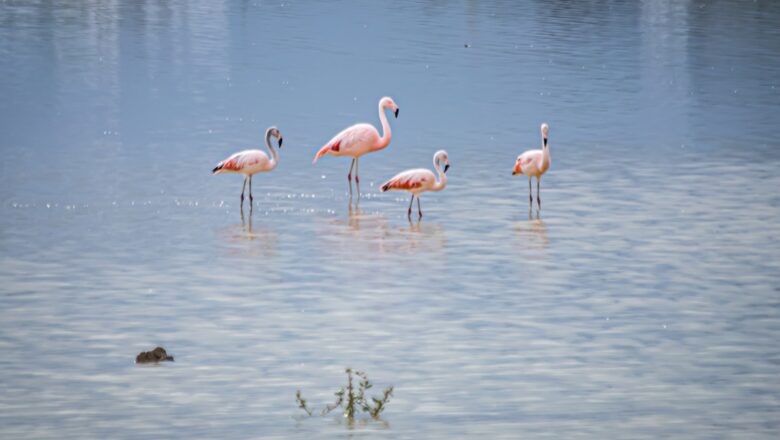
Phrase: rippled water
[{"left": 2, "top": 1, "right": 780, "bottom": 438}]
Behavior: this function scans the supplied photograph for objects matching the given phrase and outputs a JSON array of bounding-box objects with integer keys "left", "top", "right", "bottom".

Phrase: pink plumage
[
  {"left": 213, "top": 126, "right": 283, "bottom": 207},
  {"left": 513, "top": 123, "right": 551, "bottom": 209},
  {"left": 313, "top": 97, "right": 399, "bottom": 196},
  {"left": 380, "top": 150, "right": 450, "bottom": 219}
]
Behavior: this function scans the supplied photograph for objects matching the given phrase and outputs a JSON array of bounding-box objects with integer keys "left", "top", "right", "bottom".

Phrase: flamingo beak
[
  {"left": 512, "top": 163, "right": 520, "bottom": 175},
  {"left": 444, "top": 164, "right": 450, "bottom": 173},
  {"left": 394, "top": 108, "right": 399, "bottom": 118},
  {"left": 278, "top": 137, "right": 283, "bottom": 148},
  {"left": 543, "top": 137, "right": 547, "bottom": 147}
]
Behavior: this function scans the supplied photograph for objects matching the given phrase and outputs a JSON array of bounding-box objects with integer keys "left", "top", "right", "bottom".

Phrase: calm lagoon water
[{"left": 1, "top": 1, "right": 780, "bottom": 438}]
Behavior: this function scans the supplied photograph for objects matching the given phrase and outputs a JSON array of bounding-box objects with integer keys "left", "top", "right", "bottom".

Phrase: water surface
[{"left": 1, "top": 1, "right": 780, "bottom": 438}]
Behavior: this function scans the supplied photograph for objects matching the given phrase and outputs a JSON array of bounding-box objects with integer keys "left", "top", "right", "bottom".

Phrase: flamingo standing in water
[
  {"left": 313, "top": 96, "right": 400, "bottom": 197},
  {"left": 513, "top": 123, "right": 550, "bottom": 209},
  {"left": 212, "top": 126, "right": 284, "bottom": 207},
  {"left": 380, "top": 150, "right": 450, "bottom": 219}
]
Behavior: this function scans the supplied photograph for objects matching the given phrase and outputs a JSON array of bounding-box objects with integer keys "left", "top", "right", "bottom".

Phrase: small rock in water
[
  {"left": 464, "top": 43, "right": 470, "bottom": 48},
  {"left": 136, "top": 346, "right": 174, "bottom": 363}
]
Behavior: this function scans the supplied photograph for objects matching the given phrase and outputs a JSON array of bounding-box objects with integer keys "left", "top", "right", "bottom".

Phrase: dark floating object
[
  {"left": 136, "top": 346, "right": 174, "bottom": 363},
  {"left": 464, "top": 43, "right": 470, "bottom": 48}
]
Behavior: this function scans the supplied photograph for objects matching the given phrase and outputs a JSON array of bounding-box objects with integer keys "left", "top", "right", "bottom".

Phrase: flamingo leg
[
  {"left": 249, "top": 175, "right": 254, "bottom": 203},
  {"left": 347, "top": 158, "right": 355, "bottom": 196},
  {"left": 407, "top": 195, "right": 414, "bottom": 219},
  {"left": 536, "top": 177, "right": 541, "bottom": 210},
  {"left": 240, "top": 176, "right": 247, "bottom": 205},
  {"left": 355, "top": 158, "right": 361, "bottom": 197},
  {"left": 417, "top": 196, "right": 423, "bottom": 219},
  {"left": 528, "top": 178, "right": 533, "bottom": 207}
]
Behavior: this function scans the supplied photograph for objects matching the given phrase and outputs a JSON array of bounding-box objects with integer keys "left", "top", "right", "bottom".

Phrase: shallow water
[{"left": 1, "top": 1, "right": 780, "bottom": 438}]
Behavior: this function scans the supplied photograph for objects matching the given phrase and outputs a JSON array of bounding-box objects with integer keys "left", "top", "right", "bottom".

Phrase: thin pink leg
[
  {"left": 347, "top": 159, "right": 355, "bottom": 196},
  {"left": 355, "top": 158, "right": 361, "bottom": 198}
]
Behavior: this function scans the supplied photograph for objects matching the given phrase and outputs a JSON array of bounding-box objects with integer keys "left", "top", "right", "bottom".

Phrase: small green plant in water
[
  {"left": 295, "top": 390, "right": 312, "bottom": 416},
  {"left": 296, "top": 368, "right": 393, "bottom": 420}
]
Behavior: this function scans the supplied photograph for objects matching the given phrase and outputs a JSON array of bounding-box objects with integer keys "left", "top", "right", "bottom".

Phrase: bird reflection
[
  {"left": 240, "top": 203, "right": 252, "bottom": 233},
  {"left": 219, "top": 204, "right": 277, "bottom": 257},
  {"left": 514, "top": 208, "right": 548, "bottom": 248},
  {"left": 323, "top": 202, "right": 447, "bottom": 253}
]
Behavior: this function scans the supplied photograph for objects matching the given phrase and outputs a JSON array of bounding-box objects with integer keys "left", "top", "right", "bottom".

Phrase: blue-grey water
[{"left": 1, "top": 1, "right": 780, "bottom": 438}]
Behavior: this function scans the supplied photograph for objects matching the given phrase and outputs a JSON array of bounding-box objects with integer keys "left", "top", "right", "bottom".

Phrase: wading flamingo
[
  {"left": 312, "top": 96, "right": 399, "bottom": 197},
  {"left": 513, "top": 123, "right": 550, "bottom": 209},
  {"left": 380, "top": 150, "right": 450, "bottom": 219},
  {"left": 212, "top": 126, "right": 284, "bottom": 207}
]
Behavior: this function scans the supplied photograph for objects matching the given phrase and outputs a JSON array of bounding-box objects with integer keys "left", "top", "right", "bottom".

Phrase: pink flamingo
[
  {"left": 513, "top": 123, "right": 550, "bottom": 209},
  {"left": 380, "top": 150, "right": 450, "bottom": 219},
  {"left": 312, "top": 96, "right": 400, "bottom": 196},
  {"left": 212, "top": 126, "right": 283, "bottom": 207}
]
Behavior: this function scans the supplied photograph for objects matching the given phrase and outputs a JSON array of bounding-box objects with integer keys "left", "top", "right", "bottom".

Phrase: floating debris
[{"left": 136, "top": 346, "right": 174, "bottom": 363}]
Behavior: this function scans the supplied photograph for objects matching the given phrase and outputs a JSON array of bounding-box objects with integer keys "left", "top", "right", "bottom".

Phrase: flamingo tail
[
  {"left": 312, "top": 145, "right": 330, "bottom": 164},
  {"left": 313, "top": 140, "right": 342, "bottom": 164}
]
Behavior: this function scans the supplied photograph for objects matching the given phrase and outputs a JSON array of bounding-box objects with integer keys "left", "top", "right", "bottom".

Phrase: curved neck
[
  {"left": 433, "top": 161, "right": 447, "bottom": 192},
  {"left": 375, "top": 103, "right": 392, "bottom": 151},
  {"left": 265, "top": 132, "right": 279, "bottom": 168}
]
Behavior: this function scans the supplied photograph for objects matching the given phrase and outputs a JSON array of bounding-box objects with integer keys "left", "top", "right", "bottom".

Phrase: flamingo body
[
  {"left": 513, "top": 149, "right": 549, "bottom": 178},
  {"left": 380, "top": 150, "right": 450, "bottom": 219},
  {"left": 380, "top": 169, "right": 437, "bottom": 195},
  {"left": 313, "top": 123, "right": 380, "bottom": 162},
  {"left": 213, "top": 149, "right": 274, "bottom": 176}
]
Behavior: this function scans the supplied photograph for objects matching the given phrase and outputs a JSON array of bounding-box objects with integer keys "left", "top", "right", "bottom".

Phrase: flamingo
[
  {"left": 212, "top": 126, "right": 283, "bottom": 207},
  {"left": 380, "top": 150, "right": 450, "bottom": 219},
  {"left": 513, "top": 123, "right": 550, "bottom": 209},
  {"left": 312, "top": 96, "right": 400, "bottom": 197}
]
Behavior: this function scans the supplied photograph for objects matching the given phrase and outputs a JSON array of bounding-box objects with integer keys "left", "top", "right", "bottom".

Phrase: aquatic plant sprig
[
  {"left": 295, "top": 390, "right": 313, "bottom": 416},
  {"left": 296, "top": 368, "right": 393, "bottom": 421}
]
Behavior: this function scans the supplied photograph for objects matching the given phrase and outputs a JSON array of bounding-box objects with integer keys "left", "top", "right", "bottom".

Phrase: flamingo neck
[
  {"left": 265, "top": 132, "right": 279, "bottom": 169},
  {"left": 433, "top": 161, "right": 447, "bottom": 192},
  {"left": 374, "top": 103, "right": 392, "bottom": 151}
]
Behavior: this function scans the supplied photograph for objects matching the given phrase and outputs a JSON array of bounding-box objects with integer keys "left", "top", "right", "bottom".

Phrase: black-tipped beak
[
  {"left": 512, "top": 171, "right": 518, "bottom": 175},
  {"left": 543, "top": 137, "right": 547, "bottom": 147},
  {"left": 278, "top": 137, "right": 283, "bottom": 148},
  {"left": 444, "top": 164, "right": 450, "bottom": 173},
  {"left": 394, "top": 108, "right": 399, "bottom": 118}
]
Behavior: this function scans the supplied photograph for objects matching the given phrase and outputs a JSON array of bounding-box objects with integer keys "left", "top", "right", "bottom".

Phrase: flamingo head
[
  {"left": 380, "top": 96, "right": 400, "bottom": 118},
  {"left": 512, "top": 156, "right": 522, "bottom": 175},
  {"left": 266, "top": 126, "right": 284, "bottom": 148},
  {"left": 541, "top": 123, "right": 549, "bottom": 147},
  {"left": 434, "top": 150, "right": 450, "bottom": 173}
]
